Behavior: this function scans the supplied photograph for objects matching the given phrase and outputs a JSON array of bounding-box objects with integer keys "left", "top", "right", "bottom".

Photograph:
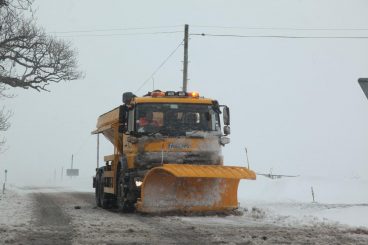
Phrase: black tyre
[
  {"left": 95, "top": 172, "right": 102, "bottom": 207},
  {"left": 116, "top": 169, "right": 135, "bottom": 212},
  {"left": 99, "top": 172, "right": 110, "bottom": 209}
]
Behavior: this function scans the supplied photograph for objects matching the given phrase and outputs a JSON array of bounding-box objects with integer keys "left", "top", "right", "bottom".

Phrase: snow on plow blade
[{"left": 136, "top": 164, "right": 256, "bottom": 213}]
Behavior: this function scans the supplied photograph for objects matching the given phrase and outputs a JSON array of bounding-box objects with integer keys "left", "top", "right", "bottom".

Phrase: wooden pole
[
  {"left": 97, "top": 134, "right": 100, "bottom": 169},
  {"left": 182, "top": 24, "right": 189, "bottom": 92}
]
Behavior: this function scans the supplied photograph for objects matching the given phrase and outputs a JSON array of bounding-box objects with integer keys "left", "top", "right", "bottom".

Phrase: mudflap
[{"left": 135, "top": 164, "right": 256, "bottom": 213}]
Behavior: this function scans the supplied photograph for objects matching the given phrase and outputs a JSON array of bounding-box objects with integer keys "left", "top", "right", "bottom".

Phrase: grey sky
[{"left": 2, "top": 0, "right": 368, "bottom": 185}]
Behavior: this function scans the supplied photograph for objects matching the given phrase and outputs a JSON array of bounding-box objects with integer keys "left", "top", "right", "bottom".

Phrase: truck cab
[{"left": 122, "top": 90, "right": 230, "bottom": 169}]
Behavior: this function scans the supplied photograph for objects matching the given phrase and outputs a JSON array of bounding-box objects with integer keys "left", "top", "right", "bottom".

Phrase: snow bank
[
  {"left": 0, "top": 185, "right": 33, "bottom": 243},
  {"left": 238, "top": 175, "right": 368, "bottom": 228},
  {"left": 238, "top": 175, "right": 368, "bottom": 204}
]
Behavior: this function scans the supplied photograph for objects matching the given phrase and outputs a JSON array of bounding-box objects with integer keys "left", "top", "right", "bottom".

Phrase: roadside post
[{"left": 2, "top": 169, "right": 7, "bottom": 194}]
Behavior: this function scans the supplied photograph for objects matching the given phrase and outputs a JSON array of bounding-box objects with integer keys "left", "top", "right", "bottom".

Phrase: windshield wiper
[
  {"left": 147, "top": 128, "right": 168, "bottom": 136},
  {"left": 186, "top": 130, "right": 206, "bottom": 138}
]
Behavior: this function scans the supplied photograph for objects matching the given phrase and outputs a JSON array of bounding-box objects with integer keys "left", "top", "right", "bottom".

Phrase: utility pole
[
  {"left": 97, "top": 134, "right": 100, "bottom": 169},
  {"left": 3, "top": 169, "right": 7, "bottom": 194},
  {"left": 182, "top": 24, "right": 189, "bottom": 92}
]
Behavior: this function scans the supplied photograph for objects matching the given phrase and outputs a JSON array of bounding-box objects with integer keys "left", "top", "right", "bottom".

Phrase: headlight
[{"left": 134, "top": 178, "right": 143, "bottom": 187}]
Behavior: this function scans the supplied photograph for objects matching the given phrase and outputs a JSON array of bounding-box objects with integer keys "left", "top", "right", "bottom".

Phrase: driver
[{"left": 138, "top": 111, "right": 159, "bottom": 132}]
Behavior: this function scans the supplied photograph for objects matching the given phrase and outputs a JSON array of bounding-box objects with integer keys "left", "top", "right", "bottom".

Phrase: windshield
[{"left": 135, "top": 103, "right": 220, "bottom": 136}]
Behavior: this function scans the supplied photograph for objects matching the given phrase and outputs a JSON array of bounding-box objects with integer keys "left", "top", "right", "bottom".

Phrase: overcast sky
[{"left": 2, "top": 0, "right": 368, "bottom": 186}]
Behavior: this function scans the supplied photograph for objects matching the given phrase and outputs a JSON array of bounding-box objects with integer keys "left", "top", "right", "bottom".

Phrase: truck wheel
[
  {"left": 117, "top": 170, "right": 134, "bottom": 212},
  {"left": 95, "top": 172, "right": 102, "bottom": 207},
  {"left": 99, "top": 173, "right": 110, "bottom": 209}
]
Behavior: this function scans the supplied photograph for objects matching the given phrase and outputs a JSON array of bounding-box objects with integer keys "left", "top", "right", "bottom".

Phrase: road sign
[{"left": 66, "top": 169, "right": 79, "bottom": 177}]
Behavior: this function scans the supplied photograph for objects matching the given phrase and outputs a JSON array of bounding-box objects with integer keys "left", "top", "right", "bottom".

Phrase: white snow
[
  {"left": 0, "top": 184, "right": 33, "bottom": 243},
  {"left": 238, "top": 174, "right": 368, "bottom": 228},
  {"left": 0, "top": 171, "right": 367, "bottom": 244}
]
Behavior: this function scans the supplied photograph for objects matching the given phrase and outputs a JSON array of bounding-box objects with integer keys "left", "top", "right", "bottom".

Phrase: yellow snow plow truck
[{"left": 92, "top": 90, "right": 256, "bottom": 213}]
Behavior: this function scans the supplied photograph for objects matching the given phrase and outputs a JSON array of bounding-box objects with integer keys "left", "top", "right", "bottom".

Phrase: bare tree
[
  {"left": 0, "top": 0, "right": 82, "bottom": 150},
  {"left": 0, "top": 84, "right": 11, "bottom": 151},
  {"left": 0, "top": 108, "right": 11, "bottom": 152},
  {"left": 0, "top": 0, "right": 82, "bottom": 91}
]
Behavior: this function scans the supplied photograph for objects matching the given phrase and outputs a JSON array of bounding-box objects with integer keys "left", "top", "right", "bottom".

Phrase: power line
[
  {"left": 57, "top": 31, "right": 183, "bottom": 38},
  {"left": 191, "top": 25, "right": 368, "bottom": 31},
  {"left": 51, "top": 25, "right": 183, "bottom": 34},
  {"left": 51, "top": 24, "right": 368, "bottom": 39},
  {"left": 50, "top": 25, "right": 368, "bottom": 34},
  {"left": 191, "top": 33, "right": 368, "bottom": 39},
  {"left": 135, "top": 39, "right": 184, "bottom": 93}
]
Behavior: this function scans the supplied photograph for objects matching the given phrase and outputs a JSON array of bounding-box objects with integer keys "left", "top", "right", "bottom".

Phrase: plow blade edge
[{"left": 136, "top": 164, "right": 256, "bottom": 213}]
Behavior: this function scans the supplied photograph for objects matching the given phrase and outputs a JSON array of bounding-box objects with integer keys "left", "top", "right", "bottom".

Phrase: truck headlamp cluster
[
  {"left": 176, "top": 91, "right": 200, "bottom": 98},
  {"left": 149, "top": 90, "right": 200, "bottom": 98},
  {"left": 135, "top": 180, "right": 143, "bottom": 187},
  {"left": 176, "top": 91, "right": 187, "bottom": 96},
  {"left": 134, "top": 177, "right": 143, "bottom": 187}
]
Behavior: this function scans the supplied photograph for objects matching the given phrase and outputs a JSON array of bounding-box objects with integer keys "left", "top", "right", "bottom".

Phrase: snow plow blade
[{"left": 136, "top": 164, "right": 256, "bottom": 213}]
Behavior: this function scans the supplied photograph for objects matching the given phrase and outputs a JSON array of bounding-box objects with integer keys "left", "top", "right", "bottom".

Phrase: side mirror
[
  {"left": 223, "top": 125, "right": 230, "bottom": 135},
  {"left": 223, "top": 106, "right": 230, "bottom": 126},
  {"left": 122, "top": 92, "right": 136, "bottom": 104}
]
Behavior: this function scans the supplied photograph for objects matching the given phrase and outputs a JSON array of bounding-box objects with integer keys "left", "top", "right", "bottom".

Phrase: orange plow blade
[{"left": 136, "top": 164, "right": 256, "bottom": 213}]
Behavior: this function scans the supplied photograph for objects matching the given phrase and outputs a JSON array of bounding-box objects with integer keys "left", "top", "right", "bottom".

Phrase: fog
[{"left": 1, "top": 0, "right": 368, "bottom": 189}]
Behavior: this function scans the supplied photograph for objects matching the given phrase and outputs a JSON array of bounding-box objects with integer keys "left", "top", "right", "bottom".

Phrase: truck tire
[
  {"left": 98, "top": 172, "right": 111, "bottom": 209},
  {"left": 95, "top": 172, "right": 102, "bottom": 207},
  {"left": 117, "top": 169, "right": 135, "bottom": 212}
]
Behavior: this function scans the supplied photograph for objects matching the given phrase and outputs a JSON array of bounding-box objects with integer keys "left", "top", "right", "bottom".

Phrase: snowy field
[
  {"left": 239, "top": 174, "right": 368, "bottom": 228},
  {"left": 1, "top": 174, "right": 368, "bottom": 244},
  {"left": 0, "top": 185, "right": 33, "bottom": 243},
  {"left": 2, "top": 173, "right": 368, "bottom": 229}
]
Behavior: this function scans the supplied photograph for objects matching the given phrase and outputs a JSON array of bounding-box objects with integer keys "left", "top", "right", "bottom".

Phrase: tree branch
[{"left": 0, "top": 1, "right": 82, "bottom": 92}]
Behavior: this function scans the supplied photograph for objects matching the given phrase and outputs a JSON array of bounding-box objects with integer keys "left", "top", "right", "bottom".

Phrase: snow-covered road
[{"left": 1, "top": 185, "right": 368, "bottom": 244}]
